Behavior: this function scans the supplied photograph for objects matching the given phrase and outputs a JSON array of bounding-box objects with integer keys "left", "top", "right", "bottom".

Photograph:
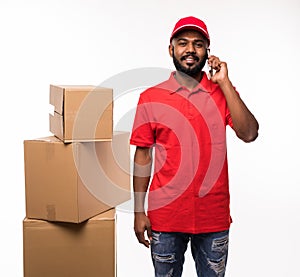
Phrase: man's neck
[{"left": 174, "top": 71, "right": 204, "bottom": 91}]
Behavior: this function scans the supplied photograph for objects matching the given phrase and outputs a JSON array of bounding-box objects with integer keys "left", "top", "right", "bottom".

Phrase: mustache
[{"left": 180, "top": 54, "right": 200, "bottom": 62}]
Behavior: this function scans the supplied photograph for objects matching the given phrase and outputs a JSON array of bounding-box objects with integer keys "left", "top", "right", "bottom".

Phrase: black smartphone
[{"left": 207, "top": 49, "right": 214, "bottom": 77}]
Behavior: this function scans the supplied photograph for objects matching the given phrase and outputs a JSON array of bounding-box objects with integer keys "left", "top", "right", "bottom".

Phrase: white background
[{"left": 1, "top": 0, "right": 299, "bottom": 276}]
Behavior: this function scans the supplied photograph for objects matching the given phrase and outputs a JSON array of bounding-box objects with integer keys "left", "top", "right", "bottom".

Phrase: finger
[
  {"left": 208, "top": 55, "right": 219, "bottom": 64},
  {"left": 146, "top": 226, "right": 153, "bottom": 242},
  {"left": 216, "top": 61, "right": 227, "bottom": 72},
  {"left": 135, "top": 231, "right": 150, "bottom": 248},
  {"left": 209, "top": 60, "right": 221, "bottom": 73},
  {"left": 209, "top": 58, "right": 222, "bottom": 71},
  {"left": 207, "top": 56, "right": 214, "bottom": 66},
  {"left": 212, "top": 59, "right": 221, "bottom": 70},
  {"left": 215, "top": 62, "right": 222, "bottom": 72}
]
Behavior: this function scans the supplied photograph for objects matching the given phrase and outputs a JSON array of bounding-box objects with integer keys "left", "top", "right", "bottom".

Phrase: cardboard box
[
  {"left": 24, "top": 132, "right": 130, "bottom": 223},
  {"left": 23, "top": 209, "right": 116, "bottom": 277},
  {"left": 49, "top": 85, "right": 113, "bottom": 142}
]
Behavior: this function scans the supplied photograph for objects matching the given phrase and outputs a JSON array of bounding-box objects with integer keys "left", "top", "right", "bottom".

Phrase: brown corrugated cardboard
[
  {"left": 49, "top": 85, "right": 113, "bottom": 142},
  {"left": 23, "top": 209, "right": 116, "bottom": 277},
  {"left": 24, "top": 132, "right": 131, "bottom": 223}
]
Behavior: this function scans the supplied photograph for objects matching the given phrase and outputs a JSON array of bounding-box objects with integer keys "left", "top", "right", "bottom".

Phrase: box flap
[
  {"left": 49, "top": 112, "right": 64, "bottom": 141},
  {"left": 88, "top": 208, "right": 116, "bottom": 221},
  {"left": 49, "top": 85, "right": 64, "bottom": 115}
]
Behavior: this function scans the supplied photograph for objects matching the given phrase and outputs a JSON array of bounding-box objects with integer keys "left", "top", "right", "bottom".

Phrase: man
[{"left": 130, "top": 16, "right": 259, "bottom": 277}]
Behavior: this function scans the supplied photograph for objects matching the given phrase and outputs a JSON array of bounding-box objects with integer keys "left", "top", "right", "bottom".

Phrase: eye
[
  {"left": 194, "top": 42, "right": 204, "bottom": 48},
  {"left": 178, "top": 41, "right": 187, "bottom": 47}
]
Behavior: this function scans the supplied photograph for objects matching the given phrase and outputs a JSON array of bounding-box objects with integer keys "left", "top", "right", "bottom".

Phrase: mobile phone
[{"left": 207, "top": 49, "right": 214, "bottom": 77}]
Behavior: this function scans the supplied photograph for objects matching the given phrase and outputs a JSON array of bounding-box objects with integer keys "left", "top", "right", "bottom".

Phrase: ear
[{"left": 168, "top": 44, "right": 173, "bottom": 58}]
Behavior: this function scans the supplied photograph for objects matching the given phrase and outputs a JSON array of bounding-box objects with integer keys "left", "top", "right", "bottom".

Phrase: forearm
[
  {"left": 219, "top": 79, "right": 259, "bottom": 142},
  {"left": 133, "top": 147, "right": 152, "bottom": 213},
  {"left": 133, "top": 176, "right": 151, "bottom": 213},
  {"left": 208, "top": 56, "right": 259, "bottom": 142}
]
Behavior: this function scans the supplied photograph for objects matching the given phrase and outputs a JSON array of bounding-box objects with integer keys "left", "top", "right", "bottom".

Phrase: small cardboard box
[
  {"left": 23, "top": 209, "right": 116, "bottom": 277},
  {"left": 24, "top": 132, "right": 130, "bottom": 223},
  {"left": 49, "top": 85, "right": 113, "bottom": 142}
]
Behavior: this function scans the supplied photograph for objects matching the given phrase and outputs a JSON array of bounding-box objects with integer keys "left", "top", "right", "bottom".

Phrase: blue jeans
[{"left": 150, "top": 229, "right": 229, "bottom": 277}]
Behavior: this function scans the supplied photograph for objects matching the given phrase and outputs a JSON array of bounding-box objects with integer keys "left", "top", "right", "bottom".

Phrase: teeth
[
  {"left": 185, "top": 56, "right": 196, "bottom": 61},
  {"left": 181, "top": 56, "right": 198, "bottom": 63},
  {"left": 186, "top": 58, "right": 194, "bottom": 62}
]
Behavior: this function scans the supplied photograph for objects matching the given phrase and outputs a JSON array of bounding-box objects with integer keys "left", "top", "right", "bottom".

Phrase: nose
[{"left": 186, "top": 42, "right": 196, "bottom": 53}]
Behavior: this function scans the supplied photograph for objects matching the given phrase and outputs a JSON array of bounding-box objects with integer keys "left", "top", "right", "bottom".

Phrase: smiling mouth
[{"left": 181, "top": 55, "right": 199, "bottom": 65}]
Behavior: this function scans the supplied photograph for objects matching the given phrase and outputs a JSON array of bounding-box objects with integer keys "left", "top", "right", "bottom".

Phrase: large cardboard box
[
  {"left": 23, "top": 209, "right": 116, "bottom": 277},
  {"left": 24, "top": 132, "right": 130, "bottom": 223},
  {"left": 49, "top": 85, "right": 113, "bottom": 142}
]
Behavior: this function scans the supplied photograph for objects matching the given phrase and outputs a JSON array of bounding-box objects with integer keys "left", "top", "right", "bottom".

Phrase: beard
[{"left": 172, "top": 50, "right": 208, "bottom": 78}]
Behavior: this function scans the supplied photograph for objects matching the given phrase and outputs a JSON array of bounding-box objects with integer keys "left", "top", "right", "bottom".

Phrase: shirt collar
[{"left": 161, "top": 71, "right": 210, "bottom": 94}]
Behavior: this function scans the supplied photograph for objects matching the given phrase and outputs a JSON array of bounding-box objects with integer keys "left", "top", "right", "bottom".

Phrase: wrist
[
  {"left": 134, "top": 211, "right": 147, "bottom": 217},
  {"left": 134, "top": 207, "right": 146, "bottom": 214},
  {"left": 218, "top": 77, "right": 233, "bottom": 91}
]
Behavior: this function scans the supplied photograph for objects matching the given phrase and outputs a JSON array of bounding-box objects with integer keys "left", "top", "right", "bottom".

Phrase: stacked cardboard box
[
  {"left": 23, "top": 209, "right": 117, "bottom": 277},
  {"left": 23, "top": 85, "right": 131, "bottom": 277},
  {"left": 49, "top": 85, "right": 113, "bottom": 142}
]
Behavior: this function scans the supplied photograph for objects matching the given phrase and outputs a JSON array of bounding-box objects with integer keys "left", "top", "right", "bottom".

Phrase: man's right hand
[{"left": 134, "top": 212, "right": 152, "bottom": 248}]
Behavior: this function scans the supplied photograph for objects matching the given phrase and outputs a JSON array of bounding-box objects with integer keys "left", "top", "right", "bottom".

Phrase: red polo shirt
[{"left": 130, "top": 72, "right": 235, "bottom": 233}]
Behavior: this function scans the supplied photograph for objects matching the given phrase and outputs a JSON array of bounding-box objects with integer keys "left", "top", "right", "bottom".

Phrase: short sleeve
[
  {"left": 130, "top": 94, "right": 155, "bottom": 147},
  {"left": 226, "top": 108, "right": 233, "bottom": 128}
]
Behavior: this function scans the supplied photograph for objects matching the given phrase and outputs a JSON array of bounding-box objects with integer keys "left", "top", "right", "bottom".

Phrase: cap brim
[{"left": 170, "top": 25, "right": 210, "bottom": 45}]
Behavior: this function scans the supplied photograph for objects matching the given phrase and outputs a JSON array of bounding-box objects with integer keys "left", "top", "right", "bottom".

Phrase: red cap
[{"left": 170, "top": 16, "right": 210, "bottom": 46}]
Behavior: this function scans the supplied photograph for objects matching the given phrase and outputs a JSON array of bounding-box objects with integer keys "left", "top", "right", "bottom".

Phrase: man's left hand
[{"left": 208, "top": 55, "right": 229, "bottom": 84}]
